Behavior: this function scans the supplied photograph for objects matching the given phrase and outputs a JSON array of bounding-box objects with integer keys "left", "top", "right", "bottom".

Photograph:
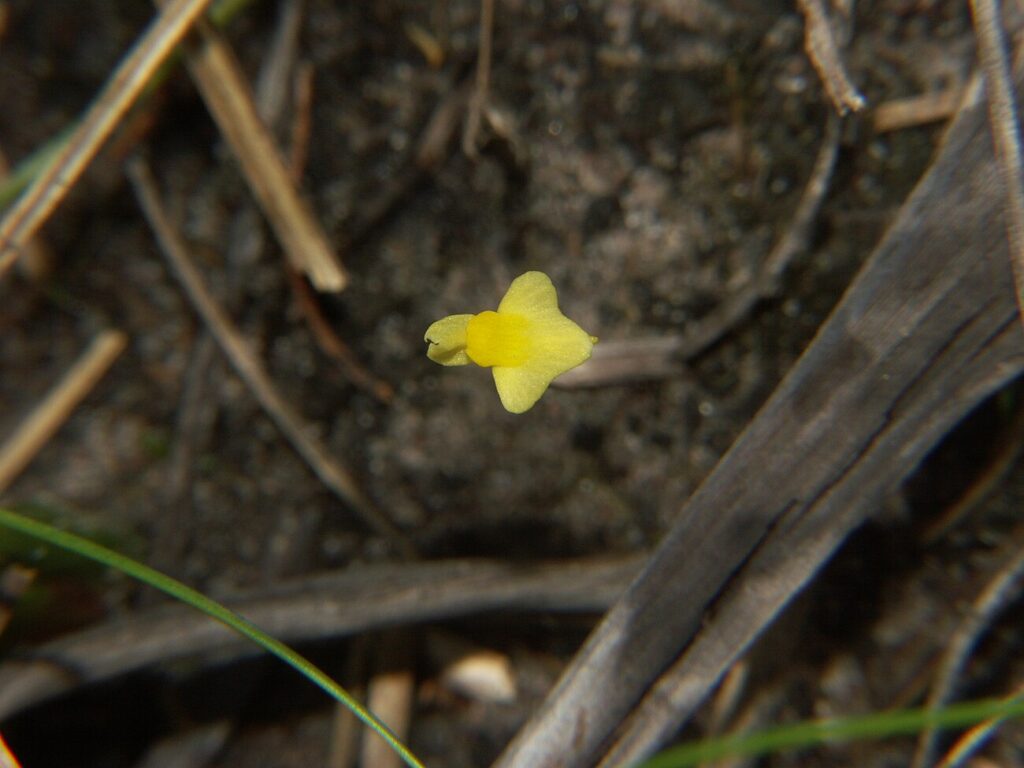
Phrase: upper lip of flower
[{"left": 424, "top": 271, "right": 596, "bottom": 413}]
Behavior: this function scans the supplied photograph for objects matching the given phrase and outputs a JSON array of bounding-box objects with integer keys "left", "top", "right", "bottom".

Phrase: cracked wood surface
[{"left": 495, "top": 79, "right": 1024, "bottom": 768}]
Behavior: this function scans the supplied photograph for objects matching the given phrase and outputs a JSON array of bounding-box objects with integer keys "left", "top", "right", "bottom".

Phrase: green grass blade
[
  {"left": 638, "top": 695, "right": 1024, "bottom": 768},
  {"left": 0, "top": 506, "right": 426, "bottom": 768}
]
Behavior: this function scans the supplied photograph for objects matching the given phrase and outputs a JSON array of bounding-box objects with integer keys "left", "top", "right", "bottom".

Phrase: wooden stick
[
  {"left": 0, "top": 147, "right": 52, "bottom": 281},
  {"left": 796, "top": 0, "right": 865, "bottom": 114},
  {"left": 0, "top": 0, "right": 215, "bottom": 281},
  {"left": 0, "top": 330, "right": 127, "bottom": 494}
]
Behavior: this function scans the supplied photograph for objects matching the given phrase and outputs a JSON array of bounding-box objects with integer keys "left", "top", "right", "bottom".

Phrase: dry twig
[
  {"left": 156, "top": 1, "right": 347, "bottom": 292},
  {"left": 345, "top": 80, "right": 470, "bottom": 247},
  {"left": 133, "top": 722, "right": 231, "bottom": 768},
  {"left": 289, "top": 62, "right": 316, "bottom": 183},
  {"left": 126, "top": 156, "right": 408, "bottom": 550},
  {"left": 874, "top": 87, "right": 965, "bottom": 133},
  {"left": 0, "top": 0, "right": 215, "bottom": 282},
  {"left": 0, "top": 330, "right": 127, "bottom": 494},
  {"left": 147, "top": 334, "right": 219, "bottom": 577},
  {"left": 970, "top": 0, "right": 1024, "bottom": 329},
  {"left": 796, "top": 0, "right": 865, "bottom": 114}
]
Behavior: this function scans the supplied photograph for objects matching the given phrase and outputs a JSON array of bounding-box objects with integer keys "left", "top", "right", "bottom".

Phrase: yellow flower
[{"left": 425, "top": 271, "right": 597, "bottom": 413}]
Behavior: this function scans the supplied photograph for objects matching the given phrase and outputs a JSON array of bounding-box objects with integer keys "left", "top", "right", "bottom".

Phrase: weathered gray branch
[{"left": 0, "top": 556, "right": 639, "bottom": 720}]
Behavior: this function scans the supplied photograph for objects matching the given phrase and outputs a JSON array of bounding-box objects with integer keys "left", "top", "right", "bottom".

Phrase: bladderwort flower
[{"left": 425, "top": 271, "right": 597, "bottom": 413}]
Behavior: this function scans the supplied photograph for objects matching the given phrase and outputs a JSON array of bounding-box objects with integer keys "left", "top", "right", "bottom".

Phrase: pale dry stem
[
  {"left": 970, "top": 0, "right": 1024, "bottom": 332},
  {"left": 0, "top": 330, "right": 128, "bottom": 494},
  {"left": 796, "top": 0, "right": 866, "bottom": 114}
]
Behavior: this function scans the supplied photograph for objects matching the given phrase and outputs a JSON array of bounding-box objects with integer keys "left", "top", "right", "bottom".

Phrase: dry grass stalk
[
  {"left": 284, "top": 267, "right": 394, "bottom": 402},
  {"left": 874, "top": 87, "right": 965, "bottom": 132},
  {"left": 0, "top": 0, "right": 216, "bottom": 282},
  {"left": 125, "top": 156, "right": 408, "bottom": 550},
  {"left": 796, "top": 0, "right": 866, "bottom": 114},
  {"left": 970, "top": 0, "right": 1024, "bottom": 330},
  {"left": 254, "top": 0, "right": 304, "bottom": 124},
  {"left": 166, "top": 9, "right": 347, "bottom": 292},
  {"left": 0, "top": 330, "right": 127, "bottom": 494},
  {"left": 0, "top": 147, "right": 53, "bottom": 281},
  {"left": 462, "top": 0, "right": 495, "bottom": 156}
]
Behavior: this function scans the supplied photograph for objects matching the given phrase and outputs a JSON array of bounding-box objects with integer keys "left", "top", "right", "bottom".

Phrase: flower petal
[
  {"left": 526, "top": 313, "right": 595, "bottom": 380},
  {"left": 425, "top": 314, "right": 474, "bottom": 366},
  {"left": 491, "top": 316, "right": 594, "bottom": 413},
  {"left": 492, "top": 366, "right": 552, "bottom": 414},
  {"left": 497, "top": 271, "right": 559, "bottom": 317}
]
